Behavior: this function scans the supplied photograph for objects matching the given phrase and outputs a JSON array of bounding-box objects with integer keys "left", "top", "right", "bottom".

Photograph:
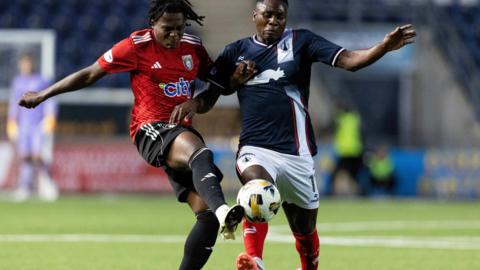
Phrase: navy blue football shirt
[{"left": 208, "top": 29, "right": 344, "bottom": 156}]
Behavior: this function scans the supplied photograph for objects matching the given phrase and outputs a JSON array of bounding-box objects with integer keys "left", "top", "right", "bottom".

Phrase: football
[{"left": 236, "top": 179, "right": 282, "bottom": 223}]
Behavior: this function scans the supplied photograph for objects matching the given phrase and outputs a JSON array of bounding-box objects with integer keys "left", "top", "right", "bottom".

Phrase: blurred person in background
[
  {"left": 330, "top": 102, "right": 365, "bottom": 196},
  {"left": 366, "top": 145, "right": 396, "bottom": 196},
  {"left": 172, "top": 0, "right": 415, "bottom": 269},
  {"left": 17, "top": 1, "right": 245, "bottom": 269},
  {"left": 7, "top": 52, "right": 58, "bottom": 202}
]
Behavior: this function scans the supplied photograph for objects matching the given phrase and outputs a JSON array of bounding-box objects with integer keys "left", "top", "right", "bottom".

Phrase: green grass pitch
[{"left": 0, "top": 196, "right": 479, "bottom": 270}]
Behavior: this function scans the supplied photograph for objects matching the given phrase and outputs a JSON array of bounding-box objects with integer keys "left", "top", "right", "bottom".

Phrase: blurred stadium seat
[
  {"left": 289, "top": 0, "right": 479, "bottom": 70},
  {"left": 0, "top": 0, "right": 150, "bottom": 87},
  {"left": 446, "top": 3, "right": 480, "bottom": 66},
  {"left": 289, "top": 0, "right": 416, "bottom": 24},
  {"left": 0, "top": 0, "right": 478, "bottom": 89}
]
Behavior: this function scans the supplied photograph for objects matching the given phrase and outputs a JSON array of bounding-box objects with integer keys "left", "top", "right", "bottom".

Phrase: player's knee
[
  {"left": 188, "top": 147, "right": 213, "bottom": 168},
  {"left": 300, "top": 220, "right": 317, "bottom": 235},
  {"left": 292, "top": 224, "right": 316, "bottom": 236},
  {"left": 284, "top": 202, "right": 317, "bottom": 234}
]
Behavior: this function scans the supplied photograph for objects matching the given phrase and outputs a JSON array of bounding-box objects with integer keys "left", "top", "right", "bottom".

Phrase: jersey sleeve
[
  {"left": 97, "top": 38, "right": 138, "bottom": 73},
  {"left": 206, "top": 43, "right": 238, "bottom": 90},
  {"left": 301, "top": 29, "right": 345, "bottom": 67}
]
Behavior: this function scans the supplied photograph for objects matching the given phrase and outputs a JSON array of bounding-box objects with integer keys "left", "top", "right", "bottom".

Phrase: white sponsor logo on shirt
[{"left": 245, "top": 67, "right": 285, "bottom": 85}]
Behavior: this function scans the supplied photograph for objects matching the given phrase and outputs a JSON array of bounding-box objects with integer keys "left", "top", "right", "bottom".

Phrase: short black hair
[
  {"left": 148, "top": 0, "right": 205, "bottom": 26},
  {"left": 256, "top": 0, "right": 289, "bottom": 8}
]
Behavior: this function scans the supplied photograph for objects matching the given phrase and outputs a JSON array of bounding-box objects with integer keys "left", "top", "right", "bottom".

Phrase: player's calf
[
  {"left": 294, "top": 230, "right": 320, "bottom": 270},
  {"left": 242, "top": 220, "right": 268, "bottom": 259},
  {"left": 179, "top": 210, "right": 219, "bottom": 270}
]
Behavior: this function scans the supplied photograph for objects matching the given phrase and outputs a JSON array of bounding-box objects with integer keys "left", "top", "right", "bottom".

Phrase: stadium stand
[
  {"left": 426, "top": 1, "right": 480, "bottom": 118},
  {"left": 445, "top": 3, "right": 480, "bottom": 67},
  {"left": 288, "top": 0, "right": 480, "bottom": 120},
  {"left": 289, "top": 0, "right": 479, "bottom": 71},
  {"left": 0, "top": 0, "right": 151, "bottom": 87},
  {"left": 0, "top": 0, "right": 478, "bottom": 90},
  {"left": 288, "top": 0, "right": 417, "bottom": 24}
]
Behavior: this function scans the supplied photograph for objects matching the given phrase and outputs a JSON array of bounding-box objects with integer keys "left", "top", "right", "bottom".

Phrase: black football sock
[
  {"left": 189, "top": 148, "right": 226, "bottom": 211},
  {"left": 179, "top": 210, "right": 219, "bottom": 270}
]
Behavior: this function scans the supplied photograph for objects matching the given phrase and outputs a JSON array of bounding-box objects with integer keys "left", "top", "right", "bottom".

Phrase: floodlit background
[{"left": 0, "top": 0, "right": 479, "bottom": 269}]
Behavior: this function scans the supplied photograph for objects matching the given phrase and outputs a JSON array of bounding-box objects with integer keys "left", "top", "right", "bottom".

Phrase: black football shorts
[{"left": 134, "top": 122, "right": 223, "bottom": 202}]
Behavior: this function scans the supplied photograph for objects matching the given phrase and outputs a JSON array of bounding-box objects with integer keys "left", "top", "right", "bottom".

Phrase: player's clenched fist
[{"left": 18, "top": 91, "right": 44, "bottom": 109}]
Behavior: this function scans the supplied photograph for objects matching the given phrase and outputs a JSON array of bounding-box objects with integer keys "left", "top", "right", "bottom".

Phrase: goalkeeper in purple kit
[{"left": 7, "top": 53, "right": 58, "bottom": 202}]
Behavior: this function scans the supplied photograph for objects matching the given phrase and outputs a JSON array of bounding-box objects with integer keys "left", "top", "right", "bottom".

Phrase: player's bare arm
[
  {"left": 18, "top": 62, "right": 107, "bottom": 109},
  {"left": 336, "top": 24, "right": 416, "bottom": 72},
  {"left": 169, "top": 84, "right": 222, "bottom": 124}
]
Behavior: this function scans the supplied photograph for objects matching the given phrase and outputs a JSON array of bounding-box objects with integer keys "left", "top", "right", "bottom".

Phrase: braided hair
[{"left": 148, "top": 0, "right": 205, "bottom": 26}]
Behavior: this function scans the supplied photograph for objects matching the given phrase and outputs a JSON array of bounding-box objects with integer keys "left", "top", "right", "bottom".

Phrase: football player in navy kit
[{"left": 171, "top": 0, "right": 415, "bottom": 269}]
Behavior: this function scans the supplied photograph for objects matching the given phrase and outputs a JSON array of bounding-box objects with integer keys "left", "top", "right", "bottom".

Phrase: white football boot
[{"left": 216, "top": 204, "right": 245, "bottom": 240}]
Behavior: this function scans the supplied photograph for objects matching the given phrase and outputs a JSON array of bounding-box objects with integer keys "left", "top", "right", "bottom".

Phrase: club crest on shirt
[{"left": 182, "top": 55, "right": 193, "bottom": 71}]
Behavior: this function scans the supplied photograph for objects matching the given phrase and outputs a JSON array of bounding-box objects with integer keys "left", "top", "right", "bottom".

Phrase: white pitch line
[
  {"left": 270, "top": 220, "right": 480, "bottom": 233},
  {"left": 1, "top": 234, "right": 480, "bottom": 250},
  {"left": 1, "top": 219, "right": 479, "bottom": 250},
  {"left": 0, "top": 234, "right": 186, "bottom": 243},
  {"left": 267, "top": 235, "right": 480, "bottom": 250}
]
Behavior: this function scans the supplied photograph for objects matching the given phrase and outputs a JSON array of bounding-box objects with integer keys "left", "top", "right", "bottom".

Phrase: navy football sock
[
  {"left": 189, "top": 148, "right": 226, "bottom": 211},
  {"left": 179, "top": 210, "right": 219, "bottom": 270}
]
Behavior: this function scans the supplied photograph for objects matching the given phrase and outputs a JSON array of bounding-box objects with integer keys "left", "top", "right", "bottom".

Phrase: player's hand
[
  {"left": 383, "top": 24, "right": 416, "bottom": 51},
  {"left": 230, "top": 60, "right": 257, "bottom": 89},
  {"left": 169, "top": 99, "right": 201, "bottom": 125},
  {"left": 18, "top": 91, "right": 45, "bottom": 109}
]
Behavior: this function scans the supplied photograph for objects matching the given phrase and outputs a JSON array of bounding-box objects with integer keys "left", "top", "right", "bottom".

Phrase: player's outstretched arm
[
  {"left": 336, "top": 24, "right": 416, "bottom": 72},
  {"left": 18, "top": 62, "right": 107, "bottom": 109}
]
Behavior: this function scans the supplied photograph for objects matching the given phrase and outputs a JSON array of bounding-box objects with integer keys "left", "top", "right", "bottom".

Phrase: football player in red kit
[{"left": 18, "top": 1, "right": 244, "bottom": 269}]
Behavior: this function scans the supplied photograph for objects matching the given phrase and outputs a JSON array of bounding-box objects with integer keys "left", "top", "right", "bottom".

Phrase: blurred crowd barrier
[
  {"left": 0, "top": 141, "right": 171, "bottom": 194},
  {"left": 1, "top": 141, "right": 480, "bottom": 199},
  {"left": 419, "top": 149, "right": 480, "bottom": 199}
]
